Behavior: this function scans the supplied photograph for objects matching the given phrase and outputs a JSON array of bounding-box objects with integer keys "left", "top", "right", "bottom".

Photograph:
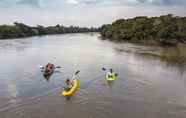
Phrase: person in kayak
[
  {"left": 107, "top": 69, "right": 115, "bottom": 78},
  {"left": 46, "top": 63, "right": 54, "bottom": 69},
  {"left": 64, "top": 79, "right": 73, "bottom": 91},
  {"left": 45, "top": 63, "right": 54, "bottom": 72}
]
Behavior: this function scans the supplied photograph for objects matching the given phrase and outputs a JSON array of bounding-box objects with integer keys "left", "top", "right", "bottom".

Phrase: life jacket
[
  {"left": 46, "top": 64, "right": 54, "bottom": 70},
  {"left": 107, "top": 72, "right": 115, "bottom": 78}
]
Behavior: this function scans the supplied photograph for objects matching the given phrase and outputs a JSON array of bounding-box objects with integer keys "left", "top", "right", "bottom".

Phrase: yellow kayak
[{"left": 60, "top": 79, "right": 78, "bottom": 97}]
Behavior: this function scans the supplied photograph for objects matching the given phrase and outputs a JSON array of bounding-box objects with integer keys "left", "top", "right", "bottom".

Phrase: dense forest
[
  {"left": 0, "top": 22, "right": 99, "bottom": 39},
  {"left": 101, "top": 14, "right": 186, "bottom": 45}
]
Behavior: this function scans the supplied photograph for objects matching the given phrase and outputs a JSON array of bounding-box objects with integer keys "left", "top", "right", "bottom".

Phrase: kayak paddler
[
  {"left": 63, "top": 78, "right": 73, "bottom": 91},
  {"left": 107, "top": 69, "right": 117, "bottom": 78},
  {"left": 44, "top": 63, "right": 54, "bottom": 73}
]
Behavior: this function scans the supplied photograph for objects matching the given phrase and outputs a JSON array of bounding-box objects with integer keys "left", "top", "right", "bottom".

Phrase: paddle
[
  {"left": 72, "top": 70, "right": 80, "bottom": 80},
  {"left": 102, "top": 67, "right": 106, "bottom": 71},
  {"left": 55, "top": 66, "right": 61, "bottom": 69},
  {"left": 102, "top": 67, "right": 118, "bottom": 76},
  {"left": 39, "top": 66, "right": 45, "bottom": 69},
  {"left": 39, "top": 65, "right": 62, "bottom": 69},
  {"left": 75, "top": 70, "right": 80, "bottom": 75}
]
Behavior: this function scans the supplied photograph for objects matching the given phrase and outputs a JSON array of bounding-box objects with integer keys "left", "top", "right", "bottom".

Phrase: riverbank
[
  {"left": 0, "top": 22, "right": 100, "bottom": 39},
  {"left": 161, "top": 43, "right": 186, "bottom": 64},
  {"left": 100, "top": 14, "right": 186, "bottom": 64},
  {"left": 100, "top": 14, "right": 186, "bottom": 46},
  {"left": 101, "top": 37, "right": 186, "bottom": 65}
]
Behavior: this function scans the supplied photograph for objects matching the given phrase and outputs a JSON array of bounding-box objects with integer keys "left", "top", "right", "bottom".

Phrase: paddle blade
[
  {"left": 39, "top": 66, "right": 44, "bottom": 69},
  {"left": 75, "top": 70, "right": 80, "bottom": 75},
  {"left": 102, "top": 67, "right": 106, "bottom": 71},
  {"left": 55, "top": 66, "right": 61, "bottom": 68}
]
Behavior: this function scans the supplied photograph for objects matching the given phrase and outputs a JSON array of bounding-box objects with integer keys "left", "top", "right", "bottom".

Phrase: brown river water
[{"left": 0, "top": 33, "right": 186, "bottom": 118}]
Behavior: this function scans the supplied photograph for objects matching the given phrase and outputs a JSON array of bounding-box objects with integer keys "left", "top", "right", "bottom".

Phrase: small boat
[
  {"left": 60, "top": 79, "right": 78, "bottom": 97},
  {"left": 43, "top": 64, "right": 55, "bottom": 77},
  {"left": 106, "top": 73, "right": 116, "bottom": 81}
]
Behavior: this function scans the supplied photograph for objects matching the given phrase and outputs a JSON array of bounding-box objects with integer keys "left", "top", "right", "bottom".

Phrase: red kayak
[{"left": 43, "top": 64, "right": 55, "bottom": 77}]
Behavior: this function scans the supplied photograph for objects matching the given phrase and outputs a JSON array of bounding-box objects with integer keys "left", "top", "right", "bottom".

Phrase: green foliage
[
  {"left": 101, "top": 14, "right": 186, "bottom": 45},
  {"left": 0, "top": 25, "right": 22, "bottom": 38},
  {"left": 0, "top": 22, "right": 99, "bottom": 39}
]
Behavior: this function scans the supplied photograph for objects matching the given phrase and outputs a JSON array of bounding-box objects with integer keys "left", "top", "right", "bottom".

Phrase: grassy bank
[{"left": 161, "top": 43, "right": 186, "bottom": 64}]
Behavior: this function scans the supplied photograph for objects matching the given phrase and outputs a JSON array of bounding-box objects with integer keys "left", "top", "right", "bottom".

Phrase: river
[{"left": 0, "top": 33, "right": 186, "bottom": 118}]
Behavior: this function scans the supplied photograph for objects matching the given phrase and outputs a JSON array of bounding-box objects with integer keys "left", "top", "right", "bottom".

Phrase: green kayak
[{"left": 106, "top": 73, "right": 116, "bottom": 81}]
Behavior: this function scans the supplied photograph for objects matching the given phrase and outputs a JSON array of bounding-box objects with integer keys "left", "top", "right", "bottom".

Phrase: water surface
[{"left": 0, "top": 33, "right": 186, "bottom": 118}]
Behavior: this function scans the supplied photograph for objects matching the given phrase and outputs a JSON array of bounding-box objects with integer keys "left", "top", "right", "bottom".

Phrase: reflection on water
[
  {"left": 106, "top": 81, "right": 114, "bottom": 88},
  {"left": 43, "top": 74, "right": 52, "bottom": 82},
  {"left": 114, "top": 43, "right": 186, "bottom": 75},
  {"left": 0, "top": 33, "right": 186, "bottom": 118}
]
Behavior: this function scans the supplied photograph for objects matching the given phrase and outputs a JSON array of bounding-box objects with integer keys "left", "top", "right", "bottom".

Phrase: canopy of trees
[
  {"left": 0, "top": 22, "right": 99, "bottom": 39},
  {"left": 101, "top": 14, "right": 186, "bottom": 45}
]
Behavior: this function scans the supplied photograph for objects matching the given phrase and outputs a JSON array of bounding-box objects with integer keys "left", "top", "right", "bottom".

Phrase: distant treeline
[
  {"left": 101, "top": 14, "right": 186, "bottom": 45},
  {"left": 0, "top": 22, "right": 100, "bottom": 39}
]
